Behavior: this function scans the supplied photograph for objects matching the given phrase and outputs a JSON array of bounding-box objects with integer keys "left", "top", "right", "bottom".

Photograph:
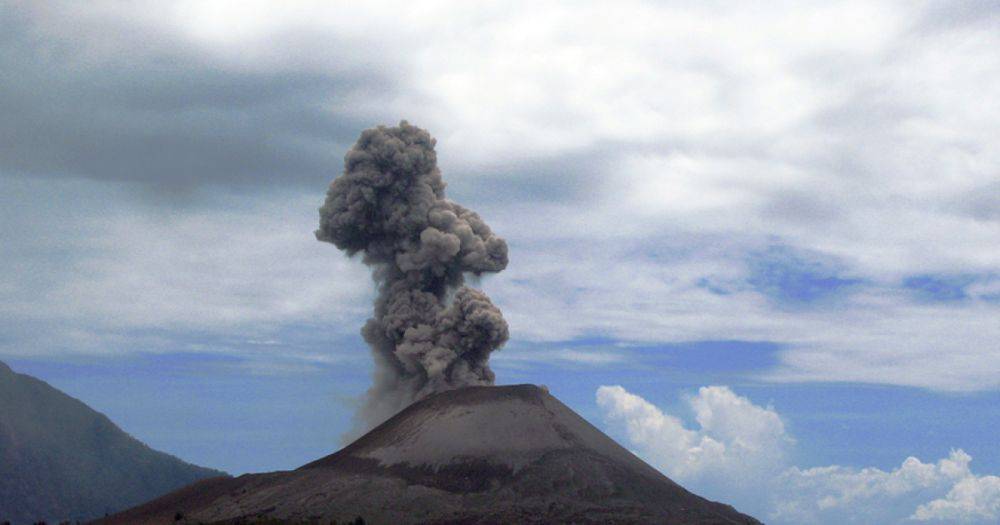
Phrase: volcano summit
[
  {"left": 99, "top": 123, "right": 760, "bottom": 524},
  {"left": 100, "top": 384, "right": 759, "bottom": 524}
]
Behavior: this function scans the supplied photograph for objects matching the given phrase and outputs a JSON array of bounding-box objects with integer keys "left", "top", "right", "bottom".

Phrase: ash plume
[{"left": 316, "top": 121, "right": 509, "bottom": 430}]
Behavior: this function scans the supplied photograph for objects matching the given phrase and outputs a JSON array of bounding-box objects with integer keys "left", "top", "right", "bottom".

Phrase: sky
[{"left": 1, "top": 1, "right": 998, "bottom": 523}]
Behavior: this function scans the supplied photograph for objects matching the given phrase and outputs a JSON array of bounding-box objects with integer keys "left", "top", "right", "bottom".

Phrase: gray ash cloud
[{"left": 317, "top": 121, "right": 509, "bottom": 430}]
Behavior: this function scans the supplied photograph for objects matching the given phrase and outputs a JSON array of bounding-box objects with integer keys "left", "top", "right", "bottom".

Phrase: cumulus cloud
[
  {"left": 596, "top": 385, "right": 789, "bottom": 485},
  {"left": 913, "top": 474, "right": 1000, "bottom": 522},
  {"left": 0, "top": 4, "right": 995, "bottom": 515},
  {"left": 597, "top": 385, "right": 1000, "bottom": 524},
  {"left": 773, "top": 450, "right": 988, "bottom": 523}
]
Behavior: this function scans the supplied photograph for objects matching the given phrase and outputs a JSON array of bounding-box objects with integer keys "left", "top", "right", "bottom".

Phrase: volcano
[{"left": 98, "top": 385, "right": 760, "bottom": 524}]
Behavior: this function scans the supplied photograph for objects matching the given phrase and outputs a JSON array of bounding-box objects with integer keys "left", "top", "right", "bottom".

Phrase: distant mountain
[
  {"left": 0, "top": 360, "right": 225, "bottom": 524},
  {"left": 101, "top": 384, "right": 759, "bottom": 524}
]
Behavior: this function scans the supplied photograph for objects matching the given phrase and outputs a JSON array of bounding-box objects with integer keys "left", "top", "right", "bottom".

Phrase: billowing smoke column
[{"left": 316, "top": 121, "right": 510, "bottom": 430}]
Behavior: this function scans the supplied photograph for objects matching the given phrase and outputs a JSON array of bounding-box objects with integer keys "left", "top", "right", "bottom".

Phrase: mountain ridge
[{"left": 0, "top": 360, "right": 225, "bottom": 524}]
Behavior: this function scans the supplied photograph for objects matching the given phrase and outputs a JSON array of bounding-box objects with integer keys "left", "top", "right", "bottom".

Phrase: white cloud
[
  {"left": 0, "top": 178, "right": 372, "bottom": 358},
  {"left": 913, "top": 474, "right": 1000, "bottom": 522},
  {"left": 3, "top": 1, "right": 998, "bottom": 392},
  {"left": 597, "top": 385, "right": 1000, "bottom": 524},
  {"left": 496, "top": 348, "right": 624, "bottom": 367},
  {"left": 596, "top": 385, "right": 789, "bottom": 485},
  {"left": 774, "top": 451, "right": 976, "bottom": 523},
  {"left": 1, "top": 3, "right": 995, "bottom": 506},
  {"left": 490, "top": 237, "right": 1000, "bottom": 391}
]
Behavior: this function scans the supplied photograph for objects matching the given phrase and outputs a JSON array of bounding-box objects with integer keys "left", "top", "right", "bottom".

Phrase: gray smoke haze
[{"left": 317, "top": 121, "right": 510, "bottom": 430}]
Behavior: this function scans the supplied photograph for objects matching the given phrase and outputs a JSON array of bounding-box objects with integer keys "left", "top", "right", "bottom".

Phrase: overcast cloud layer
[{"left": 2, "top": 0, "right": 996, "bottom": 393}]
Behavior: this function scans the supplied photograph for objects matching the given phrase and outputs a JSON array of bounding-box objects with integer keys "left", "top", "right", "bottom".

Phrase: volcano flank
[{"left": 98, "top": 384, "right": 761, "bottom": 524}]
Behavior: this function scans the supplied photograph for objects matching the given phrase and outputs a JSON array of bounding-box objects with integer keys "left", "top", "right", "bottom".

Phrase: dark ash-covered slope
[
  {"left": 0, "top": 361, "right": 225, "bottom": 524},
  {"left": 99, "top": 384, "right": 760, "bottom": 524}
]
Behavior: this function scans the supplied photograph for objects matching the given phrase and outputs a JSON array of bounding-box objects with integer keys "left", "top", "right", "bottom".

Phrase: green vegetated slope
[{"left": 0, "top": 361, "right": 225, "bottom": 524}]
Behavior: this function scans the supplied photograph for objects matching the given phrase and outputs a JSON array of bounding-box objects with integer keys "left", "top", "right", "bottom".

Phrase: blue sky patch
[
  {"left": 746, "top": 245, "right": 863, "bottom": 306},
  {"left": 902, "top": 274, "right": 977, "bottom": 302}
]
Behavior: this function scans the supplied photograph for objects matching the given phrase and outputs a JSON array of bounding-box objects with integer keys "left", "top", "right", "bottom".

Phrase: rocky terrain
[{"left": 98, "top": 384, "right": 760, "bottom": 524}]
